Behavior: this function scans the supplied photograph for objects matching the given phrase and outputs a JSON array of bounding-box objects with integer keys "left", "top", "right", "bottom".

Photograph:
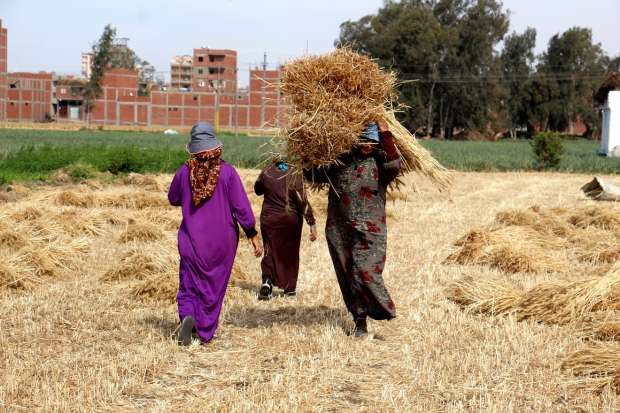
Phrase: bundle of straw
[
  {"left": 280, "top": 48, "right": 451, "bottom": 190},
  {"left": 561, "top": 342, "right": 620, "bottom": 393}
]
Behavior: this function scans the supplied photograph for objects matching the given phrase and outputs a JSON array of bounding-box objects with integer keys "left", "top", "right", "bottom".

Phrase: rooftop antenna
[{"left": 262, "top": 52, "right": 268, "bottom": 71}]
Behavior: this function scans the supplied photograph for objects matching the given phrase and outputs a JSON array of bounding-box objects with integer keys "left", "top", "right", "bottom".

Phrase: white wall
[{"left": 601, "top": 91, "right": 620, "bottom": 156}]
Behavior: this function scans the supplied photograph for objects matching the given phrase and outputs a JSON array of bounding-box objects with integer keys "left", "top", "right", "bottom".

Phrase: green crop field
[{"left": 0, "top": 128, "right": 618, "bottom": 183}]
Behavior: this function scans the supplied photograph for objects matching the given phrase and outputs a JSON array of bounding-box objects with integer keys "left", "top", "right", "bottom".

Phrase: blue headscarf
[
  {"left": 276, "top": 161, "right": 289, "bottom": 172},
  {"left": 361, "top": 122, "right": 380, "bottom": 143}
]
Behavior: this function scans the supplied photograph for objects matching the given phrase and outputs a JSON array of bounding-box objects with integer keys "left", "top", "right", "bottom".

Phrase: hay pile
[
  {"left": 446, "top": 263, "right": 620, "bottom": 325},
  {"left": 118, "top": 223, "right": 165, "bottom": 243},
  {"left": 0, "top": 208, "right": 91, "bottom": 290},
  {"left": 122, "top": 173, "right": 163, "bottom": 192},
  {"left": 54, "top": 187, "right": 168, "bottom": 210},
  {"left": 561, "top": 342, "right": 620, "bottom": 393},
  {"left": 446, "top": 205, "right": 620, "bottom": 274},
  {"left": 281, "top": 48, "right": 451, "bottom": 190},
  {"left": 132, "top": 262, "right": 251, "bottom": 302},
  {"left": 102, "top": 244, "right": 176, "bottom": 281}
]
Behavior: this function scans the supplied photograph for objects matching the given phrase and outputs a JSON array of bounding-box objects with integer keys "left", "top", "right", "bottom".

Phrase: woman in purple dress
[{"left": 168, "top": 122, "right": 263, "bottom": 346}]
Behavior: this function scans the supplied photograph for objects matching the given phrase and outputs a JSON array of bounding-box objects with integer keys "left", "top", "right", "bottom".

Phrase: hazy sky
[{"left": 1, "top": 0, "right": 618, "bottom": 85}]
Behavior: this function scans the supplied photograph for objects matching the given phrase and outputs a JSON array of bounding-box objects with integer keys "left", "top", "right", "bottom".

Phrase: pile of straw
[
  {"left": 118, "top": 223, "right": 165, "bottom": 243},
  {"left": 280, "top": 48, "right": 451, "bottom": 190},
  {"left": 444, "top": 226, "right": 566, "bottom": 274},
  {"left": 446, "top": 263, "right": 620, "bottom": 325},
  {"left": 54, "top": 188, "right": 168, "bottom": 210},
  {"left": 132, "top": 262, "right": 251, "bottom": 302},
  {"left": 102, "top": 245, "right": 176, "bottom": 282},
  {"left": 447, "top": 205, "right": 620, "bottom": 274},
  {"left": 0, "top": 210, "right": 90, "bottom": 290},
  {"left": 561, "top": 342, "right": 620, "bottom": 393}
]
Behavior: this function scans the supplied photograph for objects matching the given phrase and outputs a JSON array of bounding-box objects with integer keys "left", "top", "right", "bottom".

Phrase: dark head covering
[{"left": 187, "top": 122, "right": 222, "bottom": 154}]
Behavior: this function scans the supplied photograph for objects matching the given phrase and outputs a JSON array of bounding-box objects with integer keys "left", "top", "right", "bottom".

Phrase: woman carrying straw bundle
[
  {"left": 305, "top": 120, "right": 399, "bottom": 337},
  {"left": 254, "top": 160, "right": 317, "bottom": 300},
  {"left": 168, "top": 122, "right": 263, "bottom": 345}
]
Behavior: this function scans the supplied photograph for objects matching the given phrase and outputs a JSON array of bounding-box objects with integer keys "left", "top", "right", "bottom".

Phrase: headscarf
[{"left": 186, "top": 146, "right": 223, "bottom": 206}]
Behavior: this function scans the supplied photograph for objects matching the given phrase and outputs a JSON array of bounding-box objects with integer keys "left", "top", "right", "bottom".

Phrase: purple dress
[{"left": 168, "top": 162, "right": 256, "bottom": 342}]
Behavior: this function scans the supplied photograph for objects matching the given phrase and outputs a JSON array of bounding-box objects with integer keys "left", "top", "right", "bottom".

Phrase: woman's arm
[
  {"left": 228, "top": 166, "right": 258, "bottom": 239},
  {"left": 378, "top": 121, "right": 401, "bottom": 184},
  {"left": 167, "top": 166, "right": 185, "bottom": 207},
  {"left": 254, "top": 170, "right": 265, "bottom": 196}
]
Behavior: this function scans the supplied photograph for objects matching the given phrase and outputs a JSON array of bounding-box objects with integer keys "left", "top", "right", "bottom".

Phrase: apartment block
[
  {"left": 192, "top": 48, "right": 237, "bottom": 93},
  {"left": 170, "top": 55, "right": 193, "bottom": 90}
]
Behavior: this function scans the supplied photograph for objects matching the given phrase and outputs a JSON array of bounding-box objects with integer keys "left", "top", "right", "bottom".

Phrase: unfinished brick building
[
  {"left": 170, "top": 55, "right": 193, "bottom": 90},
  {"left": 6, "top": 72, "right": 53, "bottom": 122},
  {"left": 192, "top": 48, "right": 237, "bottom": 93},
  {"left": 2, "top": 18, "right": 288, "bottom": 129},
  {"left": 84, "top": 67, "right": 286, "bottom": 129}
]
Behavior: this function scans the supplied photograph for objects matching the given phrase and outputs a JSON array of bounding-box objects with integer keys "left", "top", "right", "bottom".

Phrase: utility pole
[
  {"left": 215, "top": 63, "right": 221, "bottom": 132},
  {"left": 261, "top": 52, "right": 267, "bottom": 126},
  {"left": 234, "top": 66, "right": 239, "bottom": 136}
]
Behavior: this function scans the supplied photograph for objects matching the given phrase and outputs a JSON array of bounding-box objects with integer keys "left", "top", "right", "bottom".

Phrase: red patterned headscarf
[{"left": 186, "top": 146, "right": 223, "bottom": 206}]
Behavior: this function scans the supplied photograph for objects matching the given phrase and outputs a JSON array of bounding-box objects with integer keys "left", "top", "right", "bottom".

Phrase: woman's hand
[
  {"left": 309, "top": 225, "right": 318, "bottom": 242},
  {"left": 250, "top": 236, "right": 263, "bottom": 257},
  {"left": 377, "top": 119, "right": 389, "bottom": 133}
]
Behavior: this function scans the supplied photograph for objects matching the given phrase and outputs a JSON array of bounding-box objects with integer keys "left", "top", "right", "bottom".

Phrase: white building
[
  {"left": 81, "top": 53, "right": 93, "bottom": 79},
  {"left": 600, "top": 91, "right": 620, "bottom": 157}
]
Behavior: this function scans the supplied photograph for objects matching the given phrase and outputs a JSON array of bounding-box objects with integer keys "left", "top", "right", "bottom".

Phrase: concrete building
[
  {"left": 170, "top": 55, "right": 193, "bottom": 90},
  {"left": 601, "top": 91, "right": 620, "bottom": 156},
  {"left": 0, "top": 19, "right": 7, "bottom": 121},
  {"left": 81, "top": 53, "right": 93, "bottom": 79}
]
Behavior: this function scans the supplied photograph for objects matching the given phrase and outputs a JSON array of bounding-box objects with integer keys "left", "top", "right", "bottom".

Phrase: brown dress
[{"left": 255, "top": 163, "right": 315, "bottom": 292}]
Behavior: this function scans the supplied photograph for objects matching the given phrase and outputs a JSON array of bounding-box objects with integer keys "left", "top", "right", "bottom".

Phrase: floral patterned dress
[{"left": 306, "top": 147, "right": 400, "bottom": 320}]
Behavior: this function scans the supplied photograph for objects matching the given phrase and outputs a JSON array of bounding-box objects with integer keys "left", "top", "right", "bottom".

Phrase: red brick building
[
  {"left": 170, "top": 55, "right": 193, "bottom": 90},
  {"left": 80, "top": 66, "right": 287, "bottom": 129},
  {"left": 0, "top": 19, "right": 7, "bottom": 121},
  {"left": 1, "top": 18, "right": 288, "bottom": 129},
  {"left": 192, "top": 48, "right": 237, "bottom": 93},
  {"left": 6, "top": 72, "right": 53, "bottom": 122}
]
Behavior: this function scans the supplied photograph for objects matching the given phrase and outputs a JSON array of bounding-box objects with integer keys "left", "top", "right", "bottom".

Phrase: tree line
[{"left": 336, "top": 0, "right": 619, "bottom": 139}]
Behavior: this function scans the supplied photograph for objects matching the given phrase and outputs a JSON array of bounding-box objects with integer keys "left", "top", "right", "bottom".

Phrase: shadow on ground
[
  {"left": 140, "top": 316, "right": 179, "bottom": 338},
  {"left": 223, "top": 304, "right": 349, "bottom": 330}
]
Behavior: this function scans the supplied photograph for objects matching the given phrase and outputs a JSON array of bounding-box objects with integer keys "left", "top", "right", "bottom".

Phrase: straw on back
[{"left": 280, "top": 48, "right": 451, "bottom": 191}]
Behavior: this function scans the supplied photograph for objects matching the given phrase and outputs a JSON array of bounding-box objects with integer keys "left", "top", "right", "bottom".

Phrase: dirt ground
[{"left": 1, "top": 171, "right": 620, "bottom": 412}]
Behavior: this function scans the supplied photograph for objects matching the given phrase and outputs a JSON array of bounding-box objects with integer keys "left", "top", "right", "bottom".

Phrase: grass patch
[
  {"left": 422, "top": 139, "right": 620, "bottom": 173},
  {"left": 0, "top": 128, "right": 618, "bottom": 182},
  {"left": 0, "top": 129, "right": 273, "bottom": 182}
]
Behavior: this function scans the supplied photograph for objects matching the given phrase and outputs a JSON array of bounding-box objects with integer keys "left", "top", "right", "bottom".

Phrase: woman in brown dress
[{"left": 254, "top": 161, "right": 317, "bottom": 299}]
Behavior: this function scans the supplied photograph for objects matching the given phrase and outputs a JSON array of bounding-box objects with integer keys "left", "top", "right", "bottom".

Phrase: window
[
  {"left": 198, "top": 56, "right": 204, "bottom": 63},
  {"left": 9, "top": 83, "right": 16, "bottom": 89},
  {"left": 198, "top": 80, "right": 206, "bottom": 88},
  {"left": 209, "top": 55, "right": 225, "bottom": 62},
  {"left": 193, "top": 95, "right": 198, "bottom": 101},
  {"left": 197, "top": 69, "right": 203, "bottom": 75},
  {"left": 209, "top": 67, "right": 225, "bottom": 75},
  {"left": 60, "top": 88, "right": 67, "bottom": 94}
]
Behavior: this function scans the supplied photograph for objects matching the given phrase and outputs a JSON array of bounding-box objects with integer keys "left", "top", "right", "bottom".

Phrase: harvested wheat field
[{"left": 2, "top": 171, "right": 620, "bottom": 411}]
